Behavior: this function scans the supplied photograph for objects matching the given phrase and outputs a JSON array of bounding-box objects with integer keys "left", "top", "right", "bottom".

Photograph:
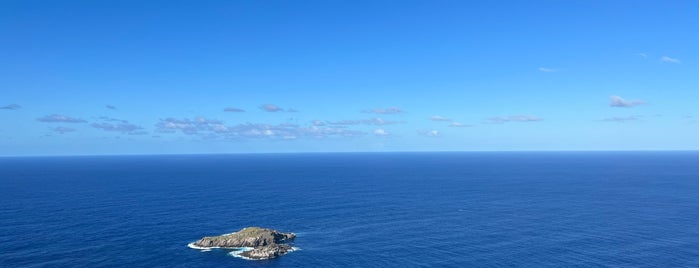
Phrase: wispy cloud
[
  {"left": 97, "top": 116, "right": 128, "bottom": 123},
  {"left": 51, "top": 127, "right": 76, "bottom": 134},
  {"left": 259, "top": 104, "right": 283, "bottom": 112},
  {"left": 602, "top": 116, "right": 641, "bottom": 123},
  {"left": 609, "top": 95, "right": 645, "bottom": 108},
  {"left": 486, "top": 115, "right": 542, "bottom": 124},
  {"left": 660, "top": 56, "right": 681, "bottom": 64},
  {"left": 91, "top": 121, "right": 145, "bottom": 135},
  {"left": 363, "top": 107, "right": 403, "bottom": 115},
  {"left": 0, "top": 104, "right": 21, "bottom": 110},
  {"left": 327, "top": 118, "right": 402, "bottom": 126},
  {"left": 538, "top": 67, "right": 556, "bottom": 73},
  {"left": 106, "top": 105, "right": 117, "bottom": 110},
  {"left": 418, "top": 129, "right": 441, "bottom": 137},
  {"left": 327, "top": 120, "right": 363, "bottom": 126},
  {"left": 300, "top": 125, "right": 365, "bottom": 139},
  {"left": 224, "top": 107, "right": 245, "bottom": 112},
  {"left": 638, "top": 53, "right": 648, "bottom": 59},
  {"left": 37, "top": 114, "right": 87, "bottom": 123},
  {"left": 373, "top": 128, "right": 391, "bottom": 136},
  {"left": 156, "top": 117, "right": 226, "bottom": 135},
  {"left": 449, "top": 122, "right": 471, "bottom": 127},
  {"left": 155, "top": 117, "right": 365, "bottom": 140},
  {"left": 430, "top": 115, "right": 451, "bottom": 121},
  {"left": 287, "top": 108, "right": 299, "bottom": 113}
]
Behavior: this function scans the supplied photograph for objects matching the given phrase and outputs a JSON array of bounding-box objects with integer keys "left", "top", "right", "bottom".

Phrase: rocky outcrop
[
  {"left": 193, "top": 227, "right": 295, "bottom": 248},
  {"left": 191, "top": 227, "right": 296, "bottom": 260},
  {"left": 239, "top": 244, "right": 293, "bottom": 260}
]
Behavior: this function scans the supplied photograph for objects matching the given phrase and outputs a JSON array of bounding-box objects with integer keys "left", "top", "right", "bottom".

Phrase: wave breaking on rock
[{"left": 188, "top": 227, "right": 296, "bottom": 260}]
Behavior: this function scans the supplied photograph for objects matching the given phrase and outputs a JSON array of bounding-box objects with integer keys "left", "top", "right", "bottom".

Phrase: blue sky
[{"left": 1, "top": 1, "right": 698, "bottom": 155}]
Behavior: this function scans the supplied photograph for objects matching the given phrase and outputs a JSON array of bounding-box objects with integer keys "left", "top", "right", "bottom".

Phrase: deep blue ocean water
[{"left": 1, "top": 152, "right": 699, "bottom": 267}]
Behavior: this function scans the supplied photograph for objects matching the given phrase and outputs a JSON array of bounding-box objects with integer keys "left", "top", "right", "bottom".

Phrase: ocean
[{"left": 1, "top": 152, "right": 698, "bottom": 267}]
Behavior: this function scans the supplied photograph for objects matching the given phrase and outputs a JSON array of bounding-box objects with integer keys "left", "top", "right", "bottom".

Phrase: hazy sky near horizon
[{"left": 1, "top": 1, "right": 698, "bottom": 155}]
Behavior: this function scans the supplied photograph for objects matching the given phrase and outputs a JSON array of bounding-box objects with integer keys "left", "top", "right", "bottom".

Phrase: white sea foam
[
  {"left": 227, "top": 247, "right": 256, "bottom": 260},
  {"left": 227, "top": 246, "right": 299, "bottom": 260},
  {"left": 187, "top": 242, "right": 246, "bottom": 250},
  {"left": 187, "top": 242, "right": 240, "bottom": 252},
  {"left": 187, "top": 243, "right": 210, "bottom": 250},
  {"left": 189, "top": 241, "right": 298, "bottom": 260}
]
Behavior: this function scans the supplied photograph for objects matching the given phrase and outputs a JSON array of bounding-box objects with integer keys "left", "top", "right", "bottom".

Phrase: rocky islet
[{"left": 190, "top": 227, "right": 296, "bottom": 260}]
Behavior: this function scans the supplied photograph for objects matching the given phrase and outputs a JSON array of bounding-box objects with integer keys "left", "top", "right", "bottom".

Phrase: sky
[{"left": 1, "top": 0, "right": 698, "bottom": 156}]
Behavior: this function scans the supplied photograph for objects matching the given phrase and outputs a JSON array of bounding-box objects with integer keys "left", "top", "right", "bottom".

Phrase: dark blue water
[{"left": 1, "top": 152, "right": 698, "bottom": 267}]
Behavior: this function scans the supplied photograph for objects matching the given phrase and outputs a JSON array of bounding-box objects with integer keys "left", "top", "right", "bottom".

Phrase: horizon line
[{"left": 2, "top": 149, "right": 698, "bottom": 158}]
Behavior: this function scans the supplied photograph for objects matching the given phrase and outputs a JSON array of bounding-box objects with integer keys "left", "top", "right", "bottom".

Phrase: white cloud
[
  {"left": 373, "top": 128, "right": 390, "bottom": 136},
  {"left": 224, "top": 107, "right": 245, "bottom": 112},
  {"left": 97, "top": 116, "right": 128, "bottom": 123},
  {"left": 364, "top": 107, "right": 403, "bottom": 114},
  {"left": 609, "top": 95, "right": 645, "bottom": 108},
  {"left": 418, "top": 130, "right": 441, "bottom": 137},
  {"left": 449, "top": 122, "right": 471, "bottom": 127},
  {"left": 91, "top": 117, "right": 145, "bottom": 135},
  {"left": 486, "top": 115, "right": 542, "bottom": 124},
  {"left": 51, "top": 126, "right": 76, "bottom": 134},
  {"left": 430, "top": 115, "right": 451, "bottom": 121},
  {"left": 602, "top": 116, "right": 641, "bottom": 123},
  {"left": 37, "top": 114, "right": 87, "bottom": 123},
  {"left": 259, "top": 104, "right": 283, "bottom": 112},
  {"left": 155, "top": 117, "right": 365, "bottom": 139},
  {"left": 155, "top": 117, "right": 225, "bottom": 134},
  {"left": 660, "top": 56, "right": 681, "bottom": 64},
  {"left": 538, "top": 67, "right": 556, "bottom": 73},
  {"left": 327, "top": 118, "right": 402, "bottom": 126}
]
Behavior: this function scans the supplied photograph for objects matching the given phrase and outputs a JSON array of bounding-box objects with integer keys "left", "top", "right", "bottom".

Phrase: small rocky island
[{"left": 190, "top": 227, "right": 296, "bottom": 260}]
